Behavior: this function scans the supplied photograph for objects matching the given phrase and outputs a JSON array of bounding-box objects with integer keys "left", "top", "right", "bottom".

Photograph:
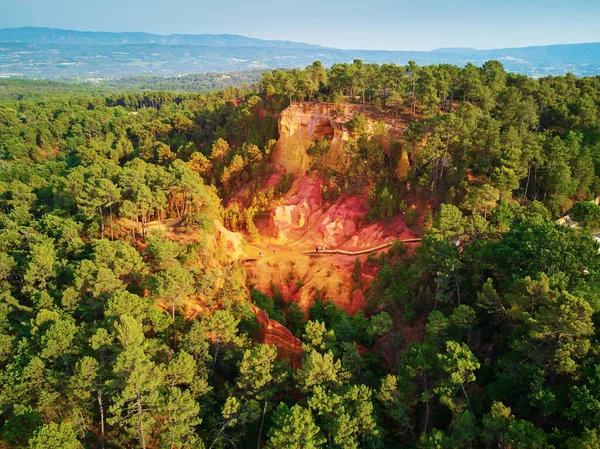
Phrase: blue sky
[{"left": 1, "top": 0, "right": 599, "bottom": 51}]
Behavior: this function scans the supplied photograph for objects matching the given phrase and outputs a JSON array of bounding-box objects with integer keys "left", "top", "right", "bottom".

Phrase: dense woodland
[
  {"left": 0, "top": 71, "right": 263, "bottom": 102},
  {"left": 1, "top": 60, "right": 600, "bottom": 448}
]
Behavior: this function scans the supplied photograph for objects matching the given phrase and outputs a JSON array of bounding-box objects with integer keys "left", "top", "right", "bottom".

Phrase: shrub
[
  {"left": 275, "top": 172, "right": 294, "bottom": 195},
  {"left": 367, "top": 184, "right": 403, "bottom": 221},
  {"left": 222, "top": 203, "right": 243, "bottom": 232},
  {"left": 571, "top": 201, "right": 600, "bottom": 227},
  {"left": 183, "top": 212, "right": 214, "bottom": 234}
]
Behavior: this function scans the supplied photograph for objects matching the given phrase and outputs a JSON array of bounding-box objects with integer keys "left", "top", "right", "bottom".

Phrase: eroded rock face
[
  {"left": 269, "top": 176, "right": 351, "bottom": 246},
  {"left": 273, "top": 101, "right": 412, "bottom": 176},
  {"left": 268, "top": 176, "right": 365, "bottom": 248},
  {"left": 252, "top": 304, "right": 302, "bottom": 368},
  {"left": 248, "top": 102, "right": 418, "bottom": 321},
  {"left": 267, "top": 177, "right": 323, "bottom": 241},
  {"left": 273, "top": 102, "right": 365, "bottom": 174},
  {"left": 267, "top": 176, "right": 417, "bottom": 249},
  {"left": 213, "top": 219, "right": 244, "bottom": 261}
]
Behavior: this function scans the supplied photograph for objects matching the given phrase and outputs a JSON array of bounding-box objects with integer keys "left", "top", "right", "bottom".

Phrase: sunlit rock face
[{"left": 273, "top": 101, "right": 410, "bottom": 176}]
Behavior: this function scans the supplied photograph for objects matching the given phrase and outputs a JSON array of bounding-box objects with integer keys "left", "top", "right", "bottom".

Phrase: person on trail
[{"left": 315, "top": 246, "right": 319, "bottom": 253}]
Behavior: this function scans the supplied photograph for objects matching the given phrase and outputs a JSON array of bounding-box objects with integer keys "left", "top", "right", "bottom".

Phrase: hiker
[
  {"left": 323, "top": 247, "right": 326, "bottom": 252},
  {"left": 259, "top": 252, "right": 264, "bottom": 257}
]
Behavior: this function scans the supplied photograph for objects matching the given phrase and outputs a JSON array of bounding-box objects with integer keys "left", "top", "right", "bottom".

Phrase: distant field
[{"left": 0, "top": 41, "right": 599, "bottom": 80}]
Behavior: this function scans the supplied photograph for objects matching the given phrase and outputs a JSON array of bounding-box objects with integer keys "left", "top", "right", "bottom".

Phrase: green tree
[
  {"left": 266, "top": 404, "right": 324, "bottom": 449},
  {"left": 434, "top": 341, "right": 480, "bottom": 412},
  {"left": 108, "top": 315, "right": 165, "bottom": 449},
  {"left": 150, "top": 265, "right": 195, "bottom": 325},
  {"left": 237, "top": 344, "right": 283, "bottom": 448},
  {"left": 296, "top": 350, "right": 348, "bottom": 393},
  {"left": 28, "top": 422, "right": 83, "bottom": 449}
]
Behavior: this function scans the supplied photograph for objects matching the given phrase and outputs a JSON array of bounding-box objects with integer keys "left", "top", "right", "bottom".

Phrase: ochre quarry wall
[
  {"left": 273, "top": 101, "right": 410, "bottom": 175},
  {"left": 273, "top": 102, "right": 348, "bottom": 173}
]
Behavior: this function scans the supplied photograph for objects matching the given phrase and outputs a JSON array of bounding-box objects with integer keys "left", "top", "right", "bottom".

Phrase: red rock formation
[{"left": 251, "top": 304, "right": 303, "bottom": 368}]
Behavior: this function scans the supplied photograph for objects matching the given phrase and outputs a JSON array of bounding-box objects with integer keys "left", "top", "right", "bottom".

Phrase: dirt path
[
  {"left": 300, "top": 238, "right": 422, "bottom": 256},
  {"left": 241, "top": 237, "right": 421, "bottom": 262}
]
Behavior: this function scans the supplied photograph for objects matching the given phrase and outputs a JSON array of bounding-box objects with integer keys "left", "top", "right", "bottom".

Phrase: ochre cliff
[
  {"left": 252, "top": 304, "right": 303, "bottom": 368},
  {"left": 272, "top": 101, "right": 410, "bottom": 175},
  {"left": 242, "top": 102, "right": 420, "bottom": 352},
  {"left": 266, "top": 176, "right": 416, "bottom": 249}
]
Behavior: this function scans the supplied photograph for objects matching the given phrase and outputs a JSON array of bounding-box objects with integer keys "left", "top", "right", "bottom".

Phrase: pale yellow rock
[{"left": 273, "top": 102, "right": 408, "bottom": 175}]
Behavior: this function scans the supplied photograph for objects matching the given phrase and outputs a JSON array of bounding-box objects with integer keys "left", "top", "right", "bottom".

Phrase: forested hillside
[
  {"left": 1, "top": 60, "right": 600, "bottom": 449},
  {"left": 0, "top": 71, "right": 263, "bottom": 102}
]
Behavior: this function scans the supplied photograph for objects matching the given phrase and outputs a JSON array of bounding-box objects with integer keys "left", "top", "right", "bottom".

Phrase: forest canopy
[{"left": 0, "top": 59, "right": 600, "bottom": 449}]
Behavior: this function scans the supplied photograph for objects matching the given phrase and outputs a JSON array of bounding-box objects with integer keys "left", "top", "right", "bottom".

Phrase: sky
[{"left": 1, "top": 0, "right": 599, "bottom": 51}]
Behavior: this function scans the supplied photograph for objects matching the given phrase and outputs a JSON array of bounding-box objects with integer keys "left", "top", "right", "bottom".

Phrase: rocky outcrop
[
  {"left": 246, "top": 250, "right": 369, "bottom": 315},
  {"left": 273, "top": 102, "right": 409, "bottom": 175},
  {"left": 246, "top": 102, "right": 418, "bottom": 319},
  {"left": 252, "top": 304, "right": 302, "bottom": 368},
  {"left": 267, "top": 176, "right": 416, "bottom": 249},
  {"left": 273, "top": 102, "right": 349, "bottom": 173}
]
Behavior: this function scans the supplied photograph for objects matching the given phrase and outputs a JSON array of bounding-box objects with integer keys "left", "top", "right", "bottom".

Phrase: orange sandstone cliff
[{"left": 273, "top": 101, "right": 410, "bottom": 175}]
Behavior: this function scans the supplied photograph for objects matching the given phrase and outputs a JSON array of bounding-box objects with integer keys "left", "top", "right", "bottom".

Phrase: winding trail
[
  {"left": 301, "top": 238, "right": 422, "bottom": 256},
  {"left": 241, "top": 237, "right": 421, "bottom": 262}
]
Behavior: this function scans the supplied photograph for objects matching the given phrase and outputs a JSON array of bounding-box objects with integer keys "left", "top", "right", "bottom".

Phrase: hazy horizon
[
  {"left": 2, "top": 0, "right": 600, "bottom": 52},
  {"left": 2, "top": 25, "right": 600, "bottom": 53}
]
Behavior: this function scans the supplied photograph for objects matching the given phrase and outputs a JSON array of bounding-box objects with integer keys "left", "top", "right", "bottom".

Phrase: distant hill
[
  {"left": 0, "top": 27, "right": 598, "bottom": 80},
  {"left": 0, "top": 71, "right": 265, "bottom": 102},
  {"left": 0, "top": 27, "right": 324, "bottom": 49}
]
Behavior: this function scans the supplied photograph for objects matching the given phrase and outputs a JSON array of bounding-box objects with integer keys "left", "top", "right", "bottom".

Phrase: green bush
[
  {"left": 367, "top": 184, "right": 404, "bottom": 221},
  {"left": 183, "top": 212, "right": 214, "bottom": 234},
  {"left": 571, "top": 201, "right": 600, "bottom": 227},
  {"left": 274, "top": 172, "right": 294, "bottom": 195}
]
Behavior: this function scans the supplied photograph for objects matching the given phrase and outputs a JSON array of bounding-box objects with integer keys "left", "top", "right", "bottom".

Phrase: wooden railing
[{"left": 301, "top": 238, "right": 422, "bottom": 256}]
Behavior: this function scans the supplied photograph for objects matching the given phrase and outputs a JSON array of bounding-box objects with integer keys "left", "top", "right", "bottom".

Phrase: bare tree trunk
[
  {"left": 461, "top": 383, "right": 473, "bottom": 414},
  {"left": 552, "top": 182, "right": 561, "bottom": 213},
  {"left": 142, "top": 214, "right": 146, "bottom": 240},
  {"left": 209, "top": 420, "right": 232, "bottom": 449},
  {"left": 455, "top": 272, "right": 461, "bottom": 306},
  {"left": 423, "top": 373, "right": 430, "bottom": 433},
  {"left": 171, "top": 301, "right": 176, "bottom": 348},
  {"left": 99, "top": 206, "right": 104, "bottom": 237},
  {"left": 257, "top": 401, "right": 267, "bottom": 449},
  {"left": 98, "top": 391, "right": 106, "bottom": 449},
  {"left": 109, "top": 204, "right": 114, "bottom": 241},
  {"left": 137, "top": 393, "right": 146, "bottom": 449},
  {"left": 544, "top": 154, "right": 556, "bottom": 201},
  {"left": 522, "top": 165, "right": 531, "bottom": 205},
  {"left": 212, "top": 341, "right": 220, "bottom": 374}
]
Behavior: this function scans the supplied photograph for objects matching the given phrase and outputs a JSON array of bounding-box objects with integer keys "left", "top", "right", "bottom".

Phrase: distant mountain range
[
  {"left": 0, "top": 27, "right": 599, "bottom": 80},
  {"left": 0, "top": 27, "right": 324, "bottom": 49}
]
